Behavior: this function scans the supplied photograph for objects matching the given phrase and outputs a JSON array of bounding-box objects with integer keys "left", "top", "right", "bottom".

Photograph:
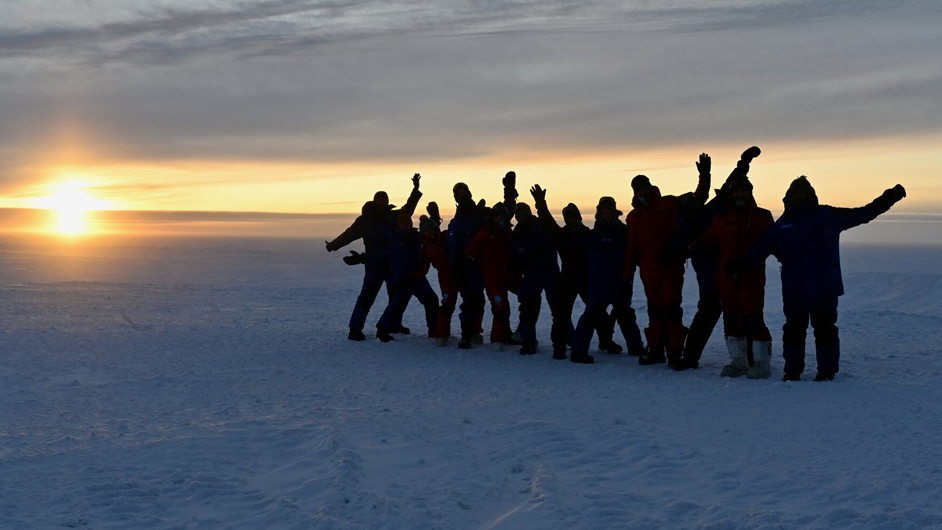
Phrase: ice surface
[{"left": 1, "top": 235, "right": 941, "bottom": 529}]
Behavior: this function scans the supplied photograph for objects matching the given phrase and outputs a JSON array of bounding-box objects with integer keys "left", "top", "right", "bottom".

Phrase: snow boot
[
  {"left": 746, "top": 340, "right": 772, "bottom": 379},
  {"left": 435, "top": 337, "right": 449, "bottom": 347},
  {"left": 638, "top": 345, "right": 666, "bottom": 365},
  {"left": 598, "top": 340, "right": 623, "bottom": 354},
  {"left": 667, "top": 349, "right": 685, "bottom": 371},
  {"left": 552, "top": 345, "right": 567, "bottom": 360},
  {"left": 720, "top": 336, "right": 749, "bottom": 377},
  {"left": 570, "top": 353, "right": 595, "bottom": 364},
  {"left": 472, "top": 333, "right": 485, "bottom": 345},
  {"left": 519, "top": 343, "right": 537, "bottom": 355},
  {"left": 782, "top": 372, "right": 801, "bottom": 382},
  {"left": 348, "top": 329, "right": 366, "bottom": 341},
  {"left": 392, "top": 324, "right": 411, "bottom": 335},
  {"left": 376, "top": 329, "right": 394, "bottom": 343},
  {"left": 814, "top": 370, "right": 835, "bottom": 381}
]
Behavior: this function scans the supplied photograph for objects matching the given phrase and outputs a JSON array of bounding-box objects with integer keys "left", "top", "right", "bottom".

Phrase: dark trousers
[
  {"left": 378, "top": 277, "right": 439, "bottom": 334},
  {"left": 782, "top": 296, "right": 840, "bottom": 375},
  {"left": 349, "top": 261, "right": 394, "bottom": 332}
]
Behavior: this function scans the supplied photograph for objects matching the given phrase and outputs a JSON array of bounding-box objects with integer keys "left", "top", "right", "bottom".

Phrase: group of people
[{"left": 325, "top": 147, "right": 906, "bottom": 381}]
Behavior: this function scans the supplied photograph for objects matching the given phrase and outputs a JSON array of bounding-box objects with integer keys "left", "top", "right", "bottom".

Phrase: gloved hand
[
  {"left": 412, "top": 173, "right": 421, "bottom": 189},
  {"left": 427, "top": 201, "right": 442, "bottom": 224},
  {"left": 325, "top": 240, "right": 340, "bottom": 252},
  {"left": 741, "top": 146, "right": 761, "bottom": 163},
  {"left": 724, "top": 257, "right": 752, "bottom": 281},
  {"left": 503, "top": 171, "right": 516, "bottom": 188},
  {"left": 342, "top": 250, "right": 366, "bottom": 265},
  {"left": 530, "top": 184, "right": 546, "bottom": 202},
  {"left": 696, "top": 153, "right": 711, "bottom": 176},
  {"left": 883, "top": 184, "right": 906, "bottom": 203}
]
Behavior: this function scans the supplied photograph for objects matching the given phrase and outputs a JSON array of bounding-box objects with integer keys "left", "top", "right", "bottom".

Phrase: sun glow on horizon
[{"left": 35, "top": 184, "right": 113, "bottom": 235}]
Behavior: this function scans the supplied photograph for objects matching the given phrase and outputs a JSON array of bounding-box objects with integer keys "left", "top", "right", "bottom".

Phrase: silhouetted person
[
  {"left": 695, "top": 175, "right": 774, "bottom": 378},
  {"left": 511, "top": 202, "right": 564, "bottom": 356},
  {"left": 326, "top": 174, "right": 422, "bottom": 340},
  {"left": 418, "top": 205, "right": 458, "bottom": 346},
  {"left": 375, "top": 213, "right": 440, "bottom": 342},
  {"left": 627, "top": 157, "right": 709, "bottom": 368},
  {"left": 567, "top": 196, "right": 645, "bottom": 364},
  {"left": 465, "top": 202, "right": 516, "bottom": 348},
  {"left": 668, "top": 146, "right": 762, "bottom": 370},
  {"left": 447, "top": 173, "right": 517, "bottom": 349},
  {"left": 742, "top": 176, "right": 906, "bottom": 381},
  {"left": 531, "top": 186, "right": 626, "bottom": 358}
]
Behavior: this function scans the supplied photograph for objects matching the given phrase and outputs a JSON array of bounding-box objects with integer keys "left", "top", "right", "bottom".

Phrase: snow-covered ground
[{"left": 2, "top": 235, "right": 941, "bottom": 530}]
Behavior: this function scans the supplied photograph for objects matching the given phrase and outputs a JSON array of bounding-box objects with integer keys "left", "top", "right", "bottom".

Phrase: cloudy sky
[{"left": 1, "top": 0, "right": 940, "bottom": 236}]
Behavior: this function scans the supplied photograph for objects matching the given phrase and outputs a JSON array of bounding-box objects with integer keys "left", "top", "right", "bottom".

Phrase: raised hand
[
  {"left": 696, "top": 153, "right": 711, "bottom": 176},
  {"left": 412, "top": 173, "right": 421, "bottom": 189},
  {"left": 530, "top": 184, "right": 546, "bottom": 202},
  {"left": 741, "top": 146, "right": 761, "bottom": 162}
]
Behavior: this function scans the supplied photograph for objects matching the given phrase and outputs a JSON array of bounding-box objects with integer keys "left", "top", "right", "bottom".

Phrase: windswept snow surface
[{"left": 1, "top": 236, "right": 941, "bottom": 530}]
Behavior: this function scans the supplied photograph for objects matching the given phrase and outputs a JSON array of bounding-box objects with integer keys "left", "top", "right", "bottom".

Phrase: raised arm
[
  {"left": 399, "top": 173, "right": 423, "bottom": 216},
  {"left": 833, "top": 184, "right": 906, "bottom": 231}
]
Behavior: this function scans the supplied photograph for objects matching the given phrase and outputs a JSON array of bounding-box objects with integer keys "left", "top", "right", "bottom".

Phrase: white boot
[
  {"left": 747, "top": 340, "right": 772, "bottom": 379},
  {"left": 721, "top": 336, "right": 748, "bottom": 377}
]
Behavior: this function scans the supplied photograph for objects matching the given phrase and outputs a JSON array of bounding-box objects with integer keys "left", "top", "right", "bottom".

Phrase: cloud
[{"left": 1, "top": 0, "right": 940, "bottom": 195}]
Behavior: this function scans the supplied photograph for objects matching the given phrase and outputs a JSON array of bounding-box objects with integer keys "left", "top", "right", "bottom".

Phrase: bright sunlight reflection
[{"left": 36, "top": 185, "right": 112, "bottom": 235}]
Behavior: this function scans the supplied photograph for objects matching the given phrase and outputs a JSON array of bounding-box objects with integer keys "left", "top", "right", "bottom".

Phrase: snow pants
[
  {"left": 377, "top": 277, "right": 439, "bottom": 335},
  {"left": 639, "top": 264, "right": 687, "bottom": 352},
  {"left": 570, "top": 279, "right": 644, "bottom": 358},
  {"left": 554, "top": 271, "right": 616, "bottom": 347},
  {"left": 484, "top": 278, "right": 512, "bottom": 344},
  {"left": 782, "top": 296, "right": 840, "bottom": 376},
  {"left": 456, "top": 261, "right": 486, "bottom": 341},
  {"left": 517, "top": 268, "right": 564, "bottom": 349},
  {"left": 684, "top": 254, "right": 722, "bottom": 364},
  {"left": 720, "top": 278, "right": 772, "bottom": 342},
  {"left": 349, "top": 260, "right": 395, "bottom": 332}
]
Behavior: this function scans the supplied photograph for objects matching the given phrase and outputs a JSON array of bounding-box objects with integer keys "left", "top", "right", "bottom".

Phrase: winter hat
[
  {"left": 491, "top": 201, "right": 509, "bottom": 218},
  {"left": 397, "top": 212, "right": 413, "bottom": 228},
  {"left": 515, "top": 203, "right": 532, "bottom": 216},
  {"left": 373, "top": 191, "right": 389, "bottom": 203},
  {"left": 597, "top": 196, "right": 617, "bottom": 210},
  {"left": 562, "top": 202, "right": 581, "bottom": 220},
  {"left": 418, "top": 215, "right": 438, "bottom": 234},
  {"left": 453, "top": 182, "right": 470, "bottom": 195},
  {"left": 727, "top": 174, "right": 754, "bottom": 193},
  {"left": 785, "top": 176, "right": 817, "bottom": 201},
  {"left": 630, "top": 175, "right": 651, "bottom": 191}
]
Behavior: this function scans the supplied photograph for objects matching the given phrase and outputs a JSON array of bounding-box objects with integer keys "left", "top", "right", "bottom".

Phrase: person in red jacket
[
  {"left": 465, "top": 202, "right": 517, "bottom": 348},
  {"left": 694, "top": 175, "right": 775, "bottom": 378},
  {"left": 626, "top": 156, "right": 710, "bottom": 367},
  {"left": 418, "top": 208, "right": 459, "bottom": 347}
]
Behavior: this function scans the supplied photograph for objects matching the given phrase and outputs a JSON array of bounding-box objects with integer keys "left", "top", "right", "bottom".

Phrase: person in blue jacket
[
  {"left": 375, "top": 213, "right": 440, "bottom": 343},
  {"left": 567, "top": 195, "right": 645, "bottom": 364},
  {"left": 511, "top": 202, "right": 563, "bottom": 357},
  {"left": 742, "top": 176, "right": 906, "bottom": 381},
  {"left": 326, "top": 174, "right": 422, "bottom": 340}
]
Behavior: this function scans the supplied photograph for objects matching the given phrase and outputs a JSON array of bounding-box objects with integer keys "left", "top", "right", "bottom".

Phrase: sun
[{"left": 36, "top": 185, "right": 112, "bottom": 235}]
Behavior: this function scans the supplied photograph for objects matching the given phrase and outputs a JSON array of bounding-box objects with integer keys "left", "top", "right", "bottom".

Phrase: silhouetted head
[
  {"left": 514, "top": 202, "right": 533, "bottom": 224},
  {"left": 562, "top": 202, "right": 582, "bottom": 226},
  {"left": 453, "top": 182, "right": 472, "bottom": 204},
  {"left": 397, "top": 212, "right": 413, "bottom": 232},
  {"left": 373, "top": 191, "right": 389, "bottom": 209},
  {"left": 596, "top": 196, "right": 622, "bottom": 223},
  {"left": 491, "top": 201, "right": 510, "bottom": 228},
  {"left": 727, "top": 175, "right": 754, "bottom": 210},
  {"left": 361, "top": 201, "right": 375, "bottom": 216},
  {"left": 631, "top": 175, "right": 655, "bottom": 207},
  {"left": 784, "top": 176, "right": 818, "bottom": 211},
  {"left": 419, "top": 215, "right": 439, "bottom": 238}
]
